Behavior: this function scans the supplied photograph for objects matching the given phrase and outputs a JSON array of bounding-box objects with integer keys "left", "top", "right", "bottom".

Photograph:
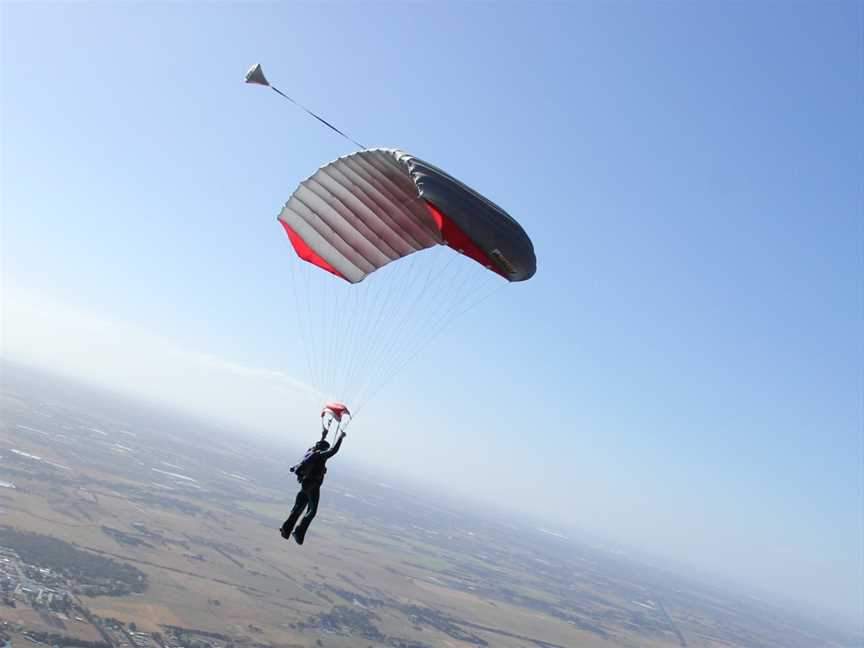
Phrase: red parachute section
[
  {"left": 424, "top": 202, "right": 507, "bottom": 279},
  {"left": 321, "top": 403, "right": 350, "bottom": 422}
]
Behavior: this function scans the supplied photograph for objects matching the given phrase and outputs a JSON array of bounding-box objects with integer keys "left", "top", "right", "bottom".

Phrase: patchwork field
[{"left": 0, "top": 365, "right": 857, "bottom": 648}]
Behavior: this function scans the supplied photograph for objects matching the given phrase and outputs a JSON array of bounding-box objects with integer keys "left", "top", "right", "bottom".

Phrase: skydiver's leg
[
  {"left": 281, "top": 488, "right": 309, "bottom": 537},
  {"left": 293, "top": 483, "right": 320, "bottom": 542}
]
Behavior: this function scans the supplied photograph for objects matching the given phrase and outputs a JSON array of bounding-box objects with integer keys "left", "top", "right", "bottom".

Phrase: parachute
[
  {"left": 279, "top": 148, "right": 536, "bottom": 424},
  {"left": 246, "top": 64, "right": 537, "bottom": 424},
  {"left": 279, "top": 149, "right": 535, "bottom": 284}
]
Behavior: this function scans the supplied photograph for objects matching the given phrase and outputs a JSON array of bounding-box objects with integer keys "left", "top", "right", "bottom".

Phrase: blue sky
[{"left": 2, "top": 1, "right": 861, "bottom": 628}]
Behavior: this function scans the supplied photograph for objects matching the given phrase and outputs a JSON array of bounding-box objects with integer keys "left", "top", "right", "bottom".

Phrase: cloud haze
[{"left": 2, "top": 281, "right": 317, "bottom": 441}]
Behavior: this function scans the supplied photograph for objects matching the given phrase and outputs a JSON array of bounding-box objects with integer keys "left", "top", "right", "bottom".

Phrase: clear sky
[{"left": 1, "top": 1, "right": 861, "bottom": 629}]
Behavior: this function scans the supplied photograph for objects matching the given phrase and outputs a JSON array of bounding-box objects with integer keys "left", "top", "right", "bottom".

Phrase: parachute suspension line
[
  {"left": 327, "top": 267, "right": 348, "bottom": 400},
  {"left": 339, "top": 262, "right": 401, "bottom": 405},
  {"left": 303, "top": 257, "right": 343, "bottom": 401},
  {"left": 304, "top": 262, "right": 321, "bottom": 398},
  {"left": 339, "top": 268, "right": 381, "bottom": 402},
  {"left": 333, "top": 275, "right": 362, "bottom": 401},
  {"left": 332, "top": 273, "right": 362, "bottom": 401},
  {"left": 350, "top": 248, "right": 476, "bottom": 410},
  {"left": 349, "top": 246, "right": 460, "bottom": 407},
  {"left": 323, "top": 263, "right": 341, "bottom": 399},
  {"left": 415, "top": 270, "right": 501, "bottom": 361},
  {"left": 306, "top": 261, "right": 328, "bottom": 399},
  {"left": 319, "top": 272, "right": 333, "bottom": 399},
  {"left": 338, "top": 252, "right": 415, "bottom": 403},
  {"left": 297, "top": 263, "right": 314, "bottom": 399},
  {"left": 353, "top": 273, "right": 506, "bottom": 417},
  {"left": 352, "top": 250, "right": 459, "bottom": 407},
  {"left": 343, "top": 249, "right": 430, "bottom": 406},
  {"left": 294, "top": 261, "right": 312, "bottom": 398},
  {"left": 292, "top": 239, "right": 507, "bottom": 418},
  {"left": 330, "top": 272, "right": 361, "bottom": 401},
  {"left": 354, "top": 251, "right": 504, "bottom": 411},
  {"left": 346, "top": 247, "right": 445, "bottom": 407},
  {"left": 323, "top": 268, "right": 342, "bottom": 400},
  {"left": 289, "top": 250, "right": 318, "bottom": 406},
  {"left": 268, "top": 86, "right": 366, "bottom": 150}
]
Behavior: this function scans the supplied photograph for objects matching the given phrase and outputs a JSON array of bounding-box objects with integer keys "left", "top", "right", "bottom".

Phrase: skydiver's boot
[
  {"left": 292, "top": 529, "right": 305, "bottom": 545},
  {"left": 280, "top": 518, "right": 297, "bottom": 540}
]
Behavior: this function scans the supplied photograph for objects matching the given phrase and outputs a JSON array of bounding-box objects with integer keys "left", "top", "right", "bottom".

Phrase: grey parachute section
[{"left": 278, "top": 148, "right": 536, "bottom": 284}]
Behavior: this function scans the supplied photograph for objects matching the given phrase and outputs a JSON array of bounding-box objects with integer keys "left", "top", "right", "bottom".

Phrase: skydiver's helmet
[{"left": 314, "top": 440, "right": 330, "bottom": 452}]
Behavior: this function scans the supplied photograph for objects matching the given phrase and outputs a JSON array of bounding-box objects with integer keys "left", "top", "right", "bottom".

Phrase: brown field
[{"left": 0, "top": 373, "right": 857, "bottom": 648}]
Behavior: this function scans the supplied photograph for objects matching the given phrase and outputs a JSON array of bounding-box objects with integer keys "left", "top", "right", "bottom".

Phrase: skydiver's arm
[{"left": 320, "top": 433, "right": 345, "bottom": 459}]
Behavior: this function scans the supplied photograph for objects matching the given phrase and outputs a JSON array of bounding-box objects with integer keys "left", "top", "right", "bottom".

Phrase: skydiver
[{"left": 280, "top": 429, "right": 346, "bottom": 545}]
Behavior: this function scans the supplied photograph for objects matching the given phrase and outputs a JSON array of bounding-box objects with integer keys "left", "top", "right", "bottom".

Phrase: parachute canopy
[{"left": 278, "top": 148, "right": 536, "bottom": 284}]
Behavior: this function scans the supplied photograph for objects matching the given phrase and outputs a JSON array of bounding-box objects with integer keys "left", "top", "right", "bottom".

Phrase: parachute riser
[{"left": 320, "top": 405, "right": 351, "bottom": 442}]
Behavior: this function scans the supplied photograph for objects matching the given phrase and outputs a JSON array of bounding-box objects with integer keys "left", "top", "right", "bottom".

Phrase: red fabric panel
[
  {"left": 280, "top": 221, "right": 345, "bottom": 280},
  {"left": 425, "top": 202, "right": 507, "bottom": 278},
  {"left": 322, "top": 402, "right": 350, "bottom": 421}
]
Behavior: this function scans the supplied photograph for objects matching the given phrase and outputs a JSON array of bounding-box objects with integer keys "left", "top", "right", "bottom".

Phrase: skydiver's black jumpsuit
[{"left": 281, "top": 435, "right": 344, "bottom": 542}]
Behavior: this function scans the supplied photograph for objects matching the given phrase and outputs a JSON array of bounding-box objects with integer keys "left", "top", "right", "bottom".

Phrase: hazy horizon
[
  {"left": 0, "top": 356, "right": 857, "bottom": 637},
  {"left": 2, "top": 0, "right": 861, "bottom": 632}
]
